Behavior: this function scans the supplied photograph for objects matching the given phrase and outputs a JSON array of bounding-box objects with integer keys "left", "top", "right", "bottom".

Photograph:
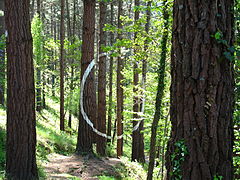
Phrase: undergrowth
[
  {"left": 0, "top": 96, "right": 148, "bottom": 180},
  {"left": 0, "top": 96, "right": 78, "bottom": 179}
]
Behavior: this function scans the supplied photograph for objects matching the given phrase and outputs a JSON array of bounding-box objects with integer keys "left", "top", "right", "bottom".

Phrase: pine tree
[
  {"left": 5, "top": 0, "right": 38, "bottom": 178},
  {"left": 166, "top": 1, "right": 234, "bottom": 179}
]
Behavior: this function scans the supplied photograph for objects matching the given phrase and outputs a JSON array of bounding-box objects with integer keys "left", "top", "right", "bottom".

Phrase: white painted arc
[{"left": 80, "top": 53, "right": 143, "bottom": 140}]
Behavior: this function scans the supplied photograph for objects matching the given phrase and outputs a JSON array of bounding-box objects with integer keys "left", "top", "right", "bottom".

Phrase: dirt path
[{"left": 43, "top": 153, "right": 123, "bottom": 180}]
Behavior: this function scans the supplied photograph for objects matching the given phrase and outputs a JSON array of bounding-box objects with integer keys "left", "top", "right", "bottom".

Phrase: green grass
[
  {"left": 98, "top": 175, "right": 116, "bottom": 180},
  {"left": 0, "top": 106, "right": 6, "bottom": 179},
  {"left": 0, "top": 96, "right": 148, "bottom": 180},
  {"left": 0, "top": 96, "right": 79, "bottom": 179}
]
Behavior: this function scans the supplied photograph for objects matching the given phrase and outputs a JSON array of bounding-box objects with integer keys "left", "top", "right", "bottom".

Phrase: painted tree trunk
[
  {"left": 97, "top": 0, "right": 107, "bottom": 156},
  {"left": 107, "top": 2, "right": 114, "bottom": 143},
  {"left": 60, "top": 0, "right": 65, "bottom": 131},
  {"left": 166, "top": 1, "right": 234, "bottom": 179},
  {"left": 117, "top": 0, "right": 123, "bottom": 157},
  {"left": 76, "top": 0, "right": 96, "bottom": 154},
  {"left": 131, "top": 0, "right": 145, "bottom": 163},
  {"left": 5, "top": 0, "right": 38, "bottom": 179}
]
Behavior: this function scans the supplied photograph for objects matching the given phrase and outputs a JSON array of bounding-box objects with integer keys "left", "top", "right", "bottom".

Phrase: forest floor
[
  {"left": 43, "top": 153, "right": 123, "bottom": 179},
  {"left": 0, "top": 97, "right": 147, "bottom": 180}
]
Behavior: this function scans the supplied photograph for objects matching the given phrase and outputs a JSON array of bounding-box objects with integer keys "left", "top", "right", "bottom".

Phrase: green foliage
[
  {"left": 98, "top": 175, "right": 116, "bottom": 180},
  {"left": 32, "top": 15, "right": 44, "bottom": 68},
  {"left": 36, "top": 96, "right": 78, "bottom": 161},
  {"left": 170, "top": 140, "right": 188, "bottom": 180},
  {"left": 0, "top": 34, "right": 6, "bottom": 94},
  {"left": 213, "top": 175, "right": 223, "bottom": 180},
  {"left": 113, "top": 157, "right": 146, "bottom": 180},
  {"left": 0, "top": 127, "right": 5, "bottom": 177}
]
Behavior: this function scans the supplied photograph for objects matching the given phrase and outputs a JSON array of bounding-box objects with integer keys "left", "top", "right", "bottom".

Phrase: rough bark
[
  {"left": 166, "top": 1, "right": 234, "bottom": 179},
  {"left": 60, "top": 0, "right": 65, "bottom": 131},
  {"left": 117, "top": 0, "right": 123, "bottom": 157},
  {"left": 5, "top": 0, "right": 38, "bottom": 179},
  {"left": 131, "top": 0, "right": 145, "bottom": 163},
  {"left": 76, "top": 0, "right": 96, "bottom": 154},
  {"left": 147, "top": 1, "right": 169, "bottom": 179},
  {"left": 97, "top": 0, "right": 107, "bottom": 156}
]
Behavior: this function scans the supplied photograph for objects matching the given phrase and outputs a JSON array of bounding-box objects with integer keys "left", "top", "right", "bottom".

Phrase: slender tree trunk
[
  {"left": 97, "top": 0, "right": 107, "bottom": 156},
  {"left": 147, "top": 1, "right": 169, "bottom": 179},
  {"left": 0, "top": 0, "right": 5, "bottom": 106},
  {"left": 52, "top": 5, "right": 57, "bottom": 97},
  {"left": 36, "top": 0, "right": 42, "bottom": 112},
  {"left": 160, "top": 113, "right": 169, "bottom": 180},
  {"left": 5, "top": 0, "right": 38, "bottom": 179},
  {"left": 66, "top": 0, "right": 72, "bottom": 128},
  {"left": 60, "top": 0, "right": 65, "bottom": 131},
  {"left": 107, "top": 2, "right": 114, "bottom": 143},
  {"left": 76, "top": 0, "right": 96, "bottom": 154},
  {"left": 131, "top": 0, "right": 145, "bottom": 163},
  {"left": 112, "top": 116, "right": 117, "bottom": 144},
  {"left": 166, "top": 1, "right": 234, "bottom": 179},
  {"left": 31, "top": 0, "right": 35, "bottom": 19},
  {"left": 140, "top": 0, "right": 151, "bottom": 124},
  {"left": 116, "top": 0, "right": 123, "bottom": 157},
  {"left": 36, "top": 0, "right": 40, "bottom": 15},
  {"left": 68, "top": 0, "right": 77, "bottom": 128}
]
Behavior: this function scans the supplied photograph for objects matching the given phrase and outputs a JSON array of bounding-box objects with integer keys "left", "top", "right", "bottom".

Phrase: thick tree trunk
[
  {"left": 116, "top": 0, "right": 123, "bottom": 157},
  {"left": 60, "top": 0, "right": 65, "bottom": 131},
  {"left": 166, "top": 1, "right": 234, "bottom": 179},
  {"left": 5, "top": 0, "right": 38, "bottom": 179},
  {"left": 131, "top": 0, "right": 145, "bottom": 163},
  {"left": 96, "top": 0, "right": 107, "bottom": 156},
  {"left": 0, "top": 0, "right": 5, "bottom": 106},
  {"left": 76, "top": 0, "right": 96, "bottom": 154},
  {"left": 107, "top": 2, "right": 114, "bottom": 143},
  {"left": 147, "top": 1, "right": 169, "bottom": 179}
]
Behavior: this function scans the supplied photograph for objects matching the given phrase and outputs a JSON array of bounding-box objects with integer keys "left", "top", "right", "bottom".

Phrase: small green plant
[
  {"left": 213, "top": 31, "right": 240, "bottom": 63},
  {"left": 0, "top": 127, "right": 6, "bottom": 173},
  {"left": 213, "top": 175, "right": 223, "bottom": 180},
  {"left": 170, "top": 139, "right": 188, "bottom": 180},
  {"left": 98, "top": 175, "right": 116, "bottom": 180}
]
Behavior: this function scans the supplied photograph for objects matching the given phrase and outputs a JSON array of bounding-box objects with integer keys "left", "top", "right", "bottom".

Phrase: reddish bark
[
  {"left": 166, "top": 1, "right": 234, "bottom": 179},
  {"left": 5, "top": 0, "right": 38, "bottom": 178}
]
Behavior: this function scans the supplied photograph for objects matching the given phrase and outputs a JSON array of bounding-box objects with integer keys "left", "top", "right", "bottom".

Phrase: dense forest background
[{"left": 0, "top": 0, "right": 239, "bottom": 179}]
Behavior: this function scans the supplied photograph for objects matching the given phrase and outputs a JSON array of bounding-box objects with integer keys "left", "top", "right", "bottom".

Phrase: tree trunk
[
  {"left": 107, "top": 2, "right": 114, "bottom": 143},
  {"left": 96, "top": 0, "right": 107, "bottom": 156},
  {"left": 66, "top": 0, "right": 73, "bottom": 128},
  {"left": 76, "top": 0, "right": 96, "bottom": 154},
  {"left": 116, "top": 0, "right": 123, "bottom": 157},
  {"left": 131, "top": 0, "right": 145, "bottom": 163},
  {"left": 42, "top": 72, "right": 46, "bottom": 109},
  {"left": 51, "top": 5, "right": 57, "bottom": 97},
  {"left": 0, "top": 0, "right": 5, "bottom": 106},
  {"left": 5, "top": 0, "right": 38, "bottom": 179},
  {"left": 60, "top": 0, "right": 65, "bottom": 131},
  {"left": 36, "top": 0, "right": 42, "bottom": 112},
  {"left": 147, "top": 0, "right": 169, "bottom": 179},
  {"left": 166, "top": 1, "right": 234, "bottom": 179}
]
